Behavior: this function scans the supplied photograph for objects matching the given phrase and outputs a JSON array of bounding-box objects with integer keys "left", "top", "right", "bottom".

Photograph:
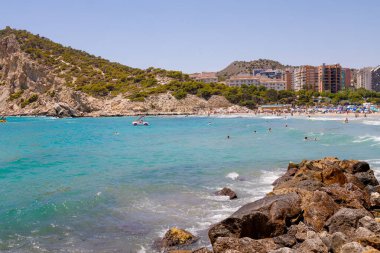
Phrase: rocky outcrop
[
  {"left": 215, "top": 187, "right": 237, "bottom": 200},
  {"left": 157, "top": 227, "right": 199, "bottom": 252},
  {"left": 207, "top": 158, "right": 380, "bottom": 253},
  {"left": 0, "top": 33, "right": 250, "bottom": 117}
]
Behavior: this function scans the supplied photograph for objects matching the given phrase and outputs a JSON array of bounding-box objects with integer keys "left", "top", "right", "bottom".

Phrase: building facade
[
  {"left": 226, "top": 76, "right": 285, "bottom": 91},
  {"left": 293, "top": 65, "right": 318, "bottom": 91},
  {"left": 356, "top": 67, "right": 373, "bottom": 90},
  {"left": 318, "top": 64, "right": 341, "bottom": 93},
  {"left": 372, "top": 66, "right": 380, "bottom": 92},
  {"left": 189, "top": 72, "right": 218, "bottom": 83},
  {"left": 341, "top": 68, "right": 352, "bottom": 89}
]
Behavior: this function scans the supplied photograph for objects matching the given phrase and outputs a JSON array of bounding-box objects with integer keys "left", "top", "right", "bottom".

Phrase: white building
[
  {"left": 226, "top": 76, "right": 285, "bottom": 91},
  {"left": 356, "top": 67, "right": 373, "bottom": 90},
  {"left": 189, "top": 72, "right": 218, "bottom": 83}
]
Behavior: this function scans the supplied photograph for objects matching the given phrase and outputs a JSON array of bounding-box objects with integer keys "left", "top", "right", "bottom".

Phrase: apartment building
[
  {"left": 189, "top": 72, "right": 218, "bottom": 83},
  {"left": 372, "top": 66, "right": 380, "bottom": 92},
  {"left": 356, "top": 67, "right": 373, "bottom": 90},
  {"left": 293, "top": 65, "right": 318, "bottom": 91},
  {"left": 341, "top": 68, "right": 352, "bottom": 89},
  {"left": 318, "top": 64, "right": 341, "bottom": 93}
]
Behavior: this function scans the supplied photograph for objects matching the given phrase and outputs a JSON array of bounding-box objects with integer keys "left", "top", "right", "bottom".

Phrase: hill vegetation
[
  {"left": 1, "top": 27, "right": 380, "bottom": 109},
  {"left": 217, "top": 59, "right": 292, "bottom": 80}
]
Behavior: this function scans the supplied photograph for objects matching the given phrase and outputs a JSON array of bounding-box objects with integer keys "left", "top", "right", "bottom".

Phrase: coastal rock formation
[
  {"left": 215, "top": 187, "right": 237, "bottom": 200},
  {"left": 158, "top": 227, "right": 198, "bottom": 252},
  {"left": 0, "top": 29, "right": 250, "bottom": 117},
  {"left": 207, "top": 157, "right": 380, "bottom": 253}
]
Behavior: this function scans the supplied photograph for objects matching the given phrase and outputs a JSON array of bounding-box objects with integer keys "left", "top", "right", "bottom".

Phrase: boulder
[
  {"left": 355, "top": 227, "right": 376, "bottom": 239},
  {"left": 321, "top": 166, "right": 347, "bottom": 186},
  {"left": 340, "top": 242, "right": 365, "bottom": 253},
  {"left": 208, "top": 193, "right": 302, "bottom": 244},
  {"left": 287, "top": 222, "right": 312, "bottom": 242},
  {"left": 324, "top": 208, "right": 374, "bottom": 237},
  {"left": 358, "top": 236, "right": 380, "bottom": 250},
  {"left": 269, "top": 248, "right": 295, "bottom": 253},
  {"left": 370, "top": 192, "right": 380, "bottom": 207},
  {"left": 160, "top": 227, "right": 198, "bottom": 249},
  {"left": 295, "top": 233, "right": 328, "bottom": 253},
  {"left": 354, "top": 170, "right": 379, "bottom": 187},
  {"left": 331, "top": 232, "right": 348, "bottom": 253},
  {"left": 212, "top": 237, "right": 277, "bottom": 253},
  {"left": 358, "top": 216, "right": 380, "bottom": 233},
  {"left": 192, "top": 248, "right": 213, "bottom": 253},
  {"left": 215, "top": 187, "right": 237, "bottom": 200},
  {"left": 302, "top": 190, "right": 338, "bottom": 231}
]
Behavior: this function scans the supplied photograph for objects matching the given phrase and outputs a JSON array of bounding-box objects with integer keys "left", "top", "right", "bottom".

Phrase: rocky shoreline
[{"left": 159, "top": 157, "right": 380, "bottom": 253}]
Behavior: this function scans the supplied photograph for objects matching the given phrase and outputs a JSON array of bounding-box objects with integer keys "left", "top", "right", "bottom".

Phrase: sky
[{"left": 1, "top": 0, "right": 379, "bottom": 73}]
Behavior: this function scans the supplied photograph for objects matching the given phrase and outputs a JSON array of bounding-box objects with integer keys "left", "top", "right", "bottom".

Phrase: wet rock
[
  {"left": 215, "top": 187, "right": 237, "bottom": 200},
  {"left": 340, "top": 242, "right": 365, "bottom": 253},
  {"left": 208, "top": 193, "right": 302, "bottom": 244},
  {"left": 160, "top": 227, "right": 198, "bottom": 249},
  {"left": 324, "top": 208, "right": 374, "bottom": 236},
  {"left": 355, "top": 171, "right": 379, "bottom": 187},
  {"left": 212, "top": 237, "right": 277, "bottom": 253}
]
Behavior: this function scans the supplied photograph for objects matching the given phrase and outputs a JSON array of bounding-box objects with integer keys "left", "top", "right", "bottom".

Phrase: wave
[
  {"left": 353, "top": 135, "right": 380, "bottom": 144},
  {"left": 226, "top": 172, "right": 240, "bottom": 180},
  {"left": 362, "top": 120, "right": 380, "bottom": 126}
]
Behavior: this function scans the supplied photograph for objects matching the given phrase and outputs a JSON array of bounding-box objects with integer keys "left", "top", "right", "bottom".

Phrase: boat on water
[
  {"left": 0, "top": 116, "right": 6, "bottom": 123},
  {"left": 132, "top": 116, "right": 149, "bottom": 126}
]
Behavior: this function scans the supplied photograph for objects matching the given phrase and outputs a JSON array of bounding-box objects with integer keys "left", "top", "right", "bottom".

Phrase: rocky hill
[
  {"left": 217, "top": 59, "right": 293, "bottom": 80},
  {"left": 0, "top": 27, "right": 245, "bottom": 117}
]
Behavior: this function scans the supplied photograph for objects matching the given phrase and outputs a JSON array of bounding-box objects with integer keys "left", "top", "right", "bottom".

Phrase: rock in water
[
  {"left": 215, "top": 187, "right": 237, "bottom": 200},
  {"left": 160, "top": 227, "right": 198, "bottom": 250}
]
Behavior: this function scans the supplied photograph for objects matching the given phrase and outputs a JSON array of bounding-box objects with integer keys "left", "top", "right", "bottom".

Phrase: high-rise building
[
  {"left": 283, "top": 70, "right": 294, "bottom": 91},
  {"left": 341, "top": 68, "right": 351, "bottom": 89},
  {"left": 293, "top": 65, "right": 318, "bottom": 91},
  {"left": 318, "top": 64, "right": 341, "bottom": 93},
  {"left": 356, "top": 67, "right": 373, "bottom": 90},
  {"left": 371, "top": 66, "right": 380, "bottom": 92}
]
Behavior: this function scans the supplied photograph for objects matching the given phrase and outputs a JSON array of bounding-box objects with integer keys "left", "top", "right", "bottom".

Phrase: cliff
[{"left": 0, "top": 28, "right": 246, "bottom": 117}]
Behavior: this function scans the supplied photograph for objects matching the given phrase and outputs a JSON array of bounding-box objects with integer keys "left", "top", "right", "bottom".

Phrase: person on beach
[{"left": 268, "top": 127, "right": 272, "bottom": 132}]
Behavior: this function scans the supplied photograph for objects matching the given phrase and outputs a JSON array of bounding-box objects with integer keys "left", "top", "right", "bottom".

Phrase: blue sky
[{"left": 1, "top": 0, "right": 379, "bottom": 73}]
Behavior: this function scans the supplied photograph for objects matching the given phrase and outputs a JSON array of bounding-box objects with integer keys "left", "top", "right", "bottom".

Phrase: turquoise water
[{"left": 1, "top": 116, "right": 380, "bottom": 252}]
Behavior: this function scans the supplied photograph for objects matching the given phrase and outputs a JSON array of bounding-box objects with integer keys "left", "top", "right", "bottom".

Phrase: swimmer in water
[
  {"left": 268, "top": 127, "right": 272, "bottom": 132},
  {"left": 285, "top": 124, "right": 288, "bottom": 128},
  {"left": 254, "top": 130, "right": 257, "bottom": 133},
  {"left": 304, "top": 136, "right": 308, "bottom": 141},
  {"left": 344, "top": 118, "right": 349, "bottom": 123},
  {"left": 227, "top": 135, "right": 230, "bottom": 139}
]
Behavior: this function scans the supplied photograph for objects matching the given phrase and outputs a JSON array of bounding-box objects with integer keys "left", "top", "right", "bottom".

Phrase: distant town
[{"left": 190, "top": 64, "right": 380, "bottom": 93}]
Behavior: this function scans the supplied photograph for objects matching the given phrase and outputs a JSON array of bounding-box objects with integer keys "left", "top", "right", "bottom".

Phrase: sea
[{"left": 1, "top": 115, "right": 380, "bottom": 252}]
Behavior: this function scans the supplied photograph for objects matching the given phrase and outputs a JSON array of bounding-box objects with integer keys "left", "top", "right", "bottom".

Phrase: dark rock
[
  {"left": 160, "top": 227, "right": 198, "bottom": 250},
  {"left": 208, "top": 193, "right": 302, "bottom": 245},
  {"left": 215, "top": 187, "right": 237, "bottom": 200},
  {"left": 354, "top": 170, "right": 379, "bottom": 187},
  {"left": 324, "top": 208, "right": 374, "bottom": 237},
  {"left": 273, "top": 234, "right": 297, "bottom": 248},
  {"left": 212, "top": 237, "right": 277, "bottom": 253},
  {"left": 352, "top": 162, "right": 371, "bottom": 174}
]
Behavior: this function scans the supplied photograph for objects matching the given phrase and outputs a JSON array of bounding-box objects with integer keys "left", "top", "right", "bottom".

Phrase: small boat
[
  {"left": 132, "top": 116, "right": 149, "bottom": 126},
  {"left": 0, "top": 117, "right": 6, "bottom": 123}
]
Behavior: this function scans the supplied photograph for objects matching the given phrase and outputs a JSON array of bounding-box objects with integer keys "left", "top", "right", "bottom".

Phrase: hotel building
[
  {"left": 318, "top": 64, "right": 341, "bottom": 93},
  {"left": 189, "top": 72, "right": 218, "bottom": 83}
]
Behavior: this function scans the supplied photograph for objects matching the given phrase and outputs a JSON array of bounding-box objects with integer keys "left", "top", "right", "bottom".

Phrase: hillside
[
  {"left": 0, "top": 27, "right": 247, "bottom": 116},
  {"left": 217, "top": 59, "right": 293, "bottom": 80}
]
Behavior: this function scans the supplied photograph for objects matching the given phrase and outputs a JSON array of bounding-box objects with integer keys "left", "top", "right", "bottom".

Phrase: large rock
[
  {"left": 208, "top": 193, "right": 302, "bottom": 244},
  {"left": 160, "top": 227, "right": 198, "bottom": 250},
  {"left": 358, "top": 236, "right": 380, "bottom": 250},
  {"left": 324, "top": 208, "right": 374, "bottom": 237},
  {"left": 358, "top": 216, "right": 380, "bottom": 233},
  {"left": 354, "top": 170, "right": 379, "bottom": 187},
  {"left": 215, "top": 187, "right": 237, "bottom": 200},
  {"left": 302, "top": 190, "right": 338, "bottom": 231},
  {"left": 212, "top": 237, "right": 277, "bottom": 253},
  {"left": 295, "top": 232, "right": 328, "bottom": 253},
  {"left": 340, "top": 242, "right": 365, "bottom": 253}
]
